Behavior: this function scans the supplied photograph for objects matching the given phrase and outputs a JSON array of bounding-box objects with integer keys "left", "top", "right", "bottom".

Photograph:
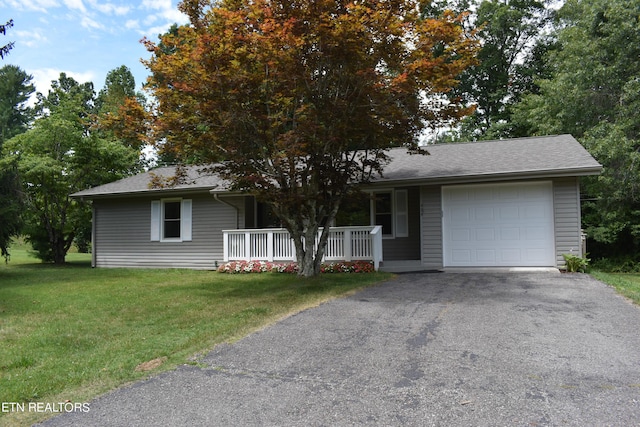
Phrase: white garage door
[{"left": 442, "top": 182, "right": 555, "bottom": 267}]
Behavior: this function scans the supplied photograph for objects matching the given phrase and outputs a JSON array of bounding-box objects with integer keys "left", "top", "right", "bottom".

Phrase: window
[
  {"left": 374, "top": 192, "right": 393, "bottom": 236},
  {"left": 151, "top": 199, "right": 192, "bottom": 242},
  {"left": 395, "top": 190, "right": 409, "bottom": 238},
  {"left": 163, "top": 201, "right": 181, "bottom": 239},
  {"left": 371, "top": 189, "right": 409, "bottom": 238}
]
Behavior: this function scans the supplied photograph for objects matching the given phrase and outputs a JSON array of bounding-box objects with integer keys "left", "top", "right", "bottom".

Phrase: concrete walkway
[{"left": 41, "top": 273, "right": 640, "bottom": 426}]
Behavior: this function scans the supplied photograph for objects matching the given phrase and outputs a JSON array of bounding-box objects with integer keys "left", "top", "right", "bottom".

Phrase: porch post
[
  {"left": 267, "top": 231, "right": 274, "bottom": 262},
  {"left": 344, "top": 229, "right": 352, "bottom": 262},
  {"left": 244, "top": 230, "right": 251, "bottom": 260},
  {"left": 370, "top": 225, "right": 383, "bottom": 271},
  {"left": 222, "top": 231, "right": 229, "bottom": 262}
]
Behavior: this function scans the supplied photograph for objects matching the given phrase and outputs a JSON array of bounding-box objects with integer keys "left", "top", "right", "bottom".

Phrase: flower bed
[
  {"left": 217, "top": 260, "right": 375, "bottom": 274},
  {"left": 320, "top": 261, "right": 375, "bottom": 273}
]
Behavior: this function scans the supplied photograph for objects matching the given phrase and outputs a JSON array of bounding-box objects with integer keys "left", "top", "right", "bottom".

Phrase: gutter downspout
[
  {"left": 213, "top": 193, "right": 240, "bottom": 228},
  {"left": 91, "top": 204, "right": 96, "bottom": 268}
]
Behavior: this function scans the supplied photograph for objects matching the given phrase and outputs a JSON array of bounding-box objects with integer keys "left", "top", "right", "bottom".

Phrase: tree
[
  {"left": 448, "top": 0, "right": 553, "bottom": 141},
  {"left": 516, "top": 0, "right": 640, "bottom": 138},
  {"left": 1, "top": 19, "right": 14, "bottom": 59},
  {"left": 94, "top": 65, "right": 149, "bottom": 156},
  {"left": 0, "top": 65, "right": 34, "bottom": 261},
  {"left": 96, "top": 66, "right": 138, "bottom": 113},
  {"left": 142, "top": 0, "right": 478, "bottom": 276},
  {"left": 0, "top": 65, "right": 35, "bottom": 142},
  {"left": 0, "top": 162, "right": 23, "bottom": 262},
  {"left": 2, "top": 73, "right": 139, "bottom": 264},
  {"left": 513, "top": 0, "right": 640, "bottom": 258},
  {"left": 79, "top": 66, "right": 148, "bottom": 251}
]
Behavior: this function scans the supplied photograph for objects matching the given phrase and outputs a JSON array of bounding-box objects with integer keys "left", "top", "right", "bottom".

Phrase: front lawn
[
  {"left": 0, "top": 249, "right": 391, "bottom": 426},
  {"left": 590, "top": 271, "right": 640, "bottom": 306}
]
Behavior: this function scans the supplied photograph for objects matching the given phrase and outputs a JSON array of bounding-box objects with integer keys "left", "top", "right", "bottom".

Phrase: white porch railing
[{"left": 222, "top": 226, "right": 383, "bottom": 270}]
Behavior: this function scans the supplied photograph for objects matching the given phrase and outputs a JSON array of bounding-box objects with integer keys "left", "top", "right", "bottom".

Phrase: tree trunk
[
  {"left": 299, "top": 251, "right": 316, "bottom": 277},
  {"left": 294, "top": 205, "right": 341, "bottom": 278},
  {"left": 51, "top": 231, "right": 74, "bottom": 265},
  {"left": 296, "top": 224, "right": 318, "bottom": 278},
  {"left": 273, "top": 194, "right": 343, "bottom": 278},
  {"left": 52, "top": 238, "right": 67, "bottom": 264}
]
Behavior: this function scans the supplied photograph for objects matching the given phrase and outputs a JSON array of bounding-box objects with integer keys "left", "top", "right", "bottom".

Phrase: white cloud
[
  {"left": 136, "top": 0, "right": 188, "bottom": 38},
  {"left": 112, "top": 5, "right": 131, "bottom": 15},
  {"left": 138, "top": 0, "right": 189, "bottom": 37},
  {"left": 15, "top": 29, "right": 48, "bottom": 48},
  {"left": 141, "top": 0, "right": 172, "bottom": 11},
  {"left": 143, "top": 14, "right": 158, "bottom": 26},
  {"left": 62, "top": 0, "right": 87, "bottom": 13},
  {"left": 141, "top": 18, "right": 187, "bottom": 39},
  {"left": 30, "top": 68, "right": 96, "bottom": 100},
  {"left": 161, "top": 8, "right": 188, "bottom": 25},
  {"left": 31, "top": 69, "right": 64, "bottom": 96},
  {"left": 125, "top": 19, "right": 140, "bottom": 30},
  {"left": 6, "top": 0, "right": 60, "bottom": 12},
  {"left": 144, "top": 24, "right": 174, "bottom": 38},
  {"left": 80, "top": 15, "right": 104, "bottom": 30},
  {"left": 86, "top": 0, "right": 130, "bottom": 16}
]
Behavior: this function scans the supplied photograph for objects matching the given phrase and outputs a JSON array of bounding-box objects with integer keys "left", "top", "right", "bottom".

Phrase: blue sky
[{"left": 1, "top": 0, "right": 189, "bottom": 100}]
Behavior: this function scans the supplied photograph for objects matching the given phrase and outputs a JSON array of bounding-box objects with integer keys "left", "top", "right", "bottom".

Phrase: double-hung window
[
  {"left": 374, "top": 192, "right": 393, "bottom": 236},
  {"left": 371, "top": 190, "right": 408, "bottom": 238},
  {"left": 163, "top": 201, "right": 182, "bottom": 239},
  {"left": 151, "top": 199, "right": 192, "bottom": 242}
]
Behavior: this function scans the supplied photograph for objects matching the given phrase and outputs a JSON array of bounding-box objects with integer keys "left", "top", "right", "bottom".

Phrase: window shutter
[
  {"left": 150, "top": 201, "right": 160, "bottom": 241},
  {"left": 395, "top": 190, "right": 409, "bottom": 238},
  {"left": 181, "top": 199, "right": 192, "bottom": 242}
]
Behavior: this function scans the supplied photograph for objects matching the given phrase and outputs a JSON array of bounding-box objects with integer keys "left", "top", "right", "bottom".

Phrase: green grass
[
  {"left": 591, "top": 271, "right": 640, "bottom": 306},
  {"left": 0, "top": 248, "right": 392, "bottom": 426}
]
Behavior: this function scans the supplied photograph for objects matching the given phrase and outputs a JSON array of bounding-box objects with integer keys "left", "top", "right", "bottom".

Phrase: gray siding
[
  {"left": 553, "top": 177, "right": 582, "bottom": 268},
  {"left": 91, "top": 178, "right": 584, "bottom": 270},
  {"left": 418, "top": 179, "right": 582, "bottom": 269},
  {"left": 381, "top": 187, "right": 421, "bottom": 260},
  {"left": 93, "top": 194, "right": 243, "bottom": 269},
  {"left": 420, "top": 185, "right": 443, "bottom": 269}
]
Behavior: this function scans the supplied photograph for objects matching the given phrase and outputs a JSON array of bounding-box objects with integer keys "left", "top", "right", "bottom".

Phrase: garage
[{"left": 442, "top": 181, "right": 555, "bottom": 267}]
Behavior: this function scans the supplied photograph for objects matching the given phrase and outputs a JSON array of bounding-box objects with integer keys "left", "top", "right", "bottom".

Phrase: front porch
[{"left": 222, "top": 226, "right": 384, "bottom": 270}]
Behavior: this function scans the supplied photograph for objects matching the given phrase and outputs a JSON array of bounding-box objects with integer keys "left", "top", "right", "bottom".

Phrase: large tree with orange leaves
[{"left": 143, "top": 0, "right": 478, "bottom": 276}]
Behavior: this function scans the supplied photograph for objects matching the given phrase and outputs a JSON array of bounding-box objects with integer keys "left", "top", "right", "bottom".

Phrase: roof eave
[
  {"left": 368, "top": 166, "right": 603, "bottom": 188},
  {"left": 70, "top": 187, "right": 215, "bottom": 200},
  {"left": 71, "top": 165, "right": 602, "bottom": 199},
  {"left": 209, "top": 188, "right": 243, "bottom": 196}
]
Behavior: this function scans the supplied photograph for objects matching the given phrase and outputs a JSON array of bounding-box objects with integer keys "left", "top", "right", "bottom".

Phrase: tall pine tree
[{"left": 0, "top": 65, "right": 34, "bottom": 260}]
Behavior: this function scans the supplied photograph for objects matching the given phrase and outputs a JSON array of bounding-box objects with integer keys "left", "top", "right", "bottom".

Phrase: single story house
[{"left": 71, "top": 134, "right": 602, "bottom": 272}]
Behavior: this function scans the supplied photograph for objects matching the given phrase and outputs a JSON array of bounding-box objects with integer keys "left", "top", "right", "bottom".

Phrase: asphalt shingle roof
[
  {"left": 379, "top": 134, "right": 601, "bottom": 183},
  {"left": 72, "top": 166, "right": 229, "bottom": 198},
  {"left": 72, "top": 134, "right": 601, "bottom": 199}
]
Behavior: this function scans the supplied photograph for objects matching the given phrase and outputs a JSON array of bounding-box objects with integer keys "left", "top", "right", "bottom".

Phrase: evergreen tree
[{"left": 0, "top": 65, "right": 34, "bottom": 260}]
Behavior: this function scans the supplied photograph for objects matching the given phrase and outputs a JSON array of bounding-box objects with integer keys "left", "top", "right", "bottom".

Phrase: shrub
[
  {"left": 563, "top": 253, "right": 590, "bottom": 273},
  {"left": 590, "top": 256, "right": 640, "bottom": 273},
  {"left": 217, "top": 260, "right": 375, "bottom": 274}
]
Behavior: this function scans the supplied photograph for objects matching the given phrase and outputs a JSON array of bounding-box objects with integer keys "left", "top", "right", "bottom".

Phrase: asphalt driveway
[{"left": 42, "top": 273, "right": 640, "bottom": 426}]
